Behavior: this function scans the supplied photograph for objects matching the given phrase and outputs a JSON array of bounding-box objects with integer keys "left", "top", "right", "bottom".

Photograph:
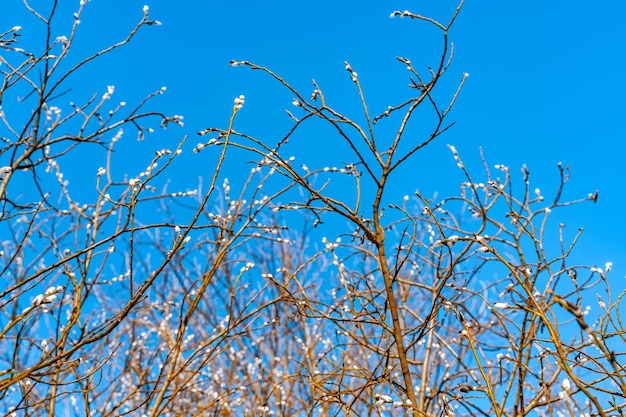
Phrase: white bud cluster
[
  {"left": 448, "top": 144, "right": 463, "bottom": 169},
  {"left": 345, "top": 61, "right": 358, "bottom": 82},
  {"left": 322, "top": 237, "right": 340, "bottom": 250},
  {"left": 240, "top": 262, "right": 255, "bottom": 273},
  {"left": 102, "top": 85, "right": 115, "bottom": 100},
  {"left": 234, "top": 94, "right": 245, "bottom": 111},
  {"left": 432, "top": 234, "right": 462, "bottom": 248},
  {"left": 389, "top": 10, "right": 414, "bottom": 18},
  {"left": 31, "top": 286, "right": 65, "bottom": 307},
  {"left": 193, "top": 138, "right": 218, "bottom": 153},
  {"left": 0, "top": 166, "right": 12, "bottom": 178}
]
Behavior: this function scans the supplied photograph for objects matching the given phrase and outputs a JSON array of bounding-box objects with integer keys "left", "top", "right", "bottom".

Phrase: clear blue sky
[{"left": 2, "top": 1, "right": 625, "bottom": 284}]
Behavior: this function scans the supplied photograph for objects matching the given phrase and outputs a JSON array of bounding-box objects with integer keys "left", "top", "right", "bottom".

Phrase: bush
[{"left": 1, "top": 2, "right": 623, "bottom": 416}]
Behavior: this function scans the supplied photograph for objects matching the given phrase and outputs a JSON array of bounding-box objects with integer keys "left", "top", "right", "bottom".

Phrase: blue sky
[{"left": 2, "top": 1, "right": 625, "bottom": 284}]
